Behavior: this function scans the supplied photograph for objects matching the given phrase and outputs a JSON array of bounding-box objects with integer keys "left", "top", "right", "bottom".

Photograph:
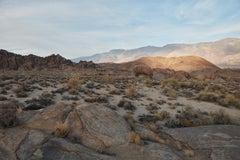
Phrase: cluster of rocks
[{"left": 0, "top": 49, "right": 97, "bottom": 71}]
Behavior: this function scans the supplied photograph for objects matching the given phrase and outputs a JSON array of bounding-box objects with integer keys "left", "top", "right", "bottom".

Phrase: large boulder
[{"left": 66, "top": 105, "right": 130, "bottom": 151}]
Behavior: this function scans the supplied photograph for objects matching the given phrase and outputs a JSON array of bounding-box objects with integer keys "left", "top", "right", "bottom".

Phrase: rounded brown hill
[{"left": 131, "top": 56, "right": 220, "bottom": 72}]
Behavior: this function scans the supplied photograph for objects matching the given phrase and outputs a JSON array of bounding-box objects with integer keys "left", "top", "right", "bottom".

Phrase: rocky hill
[
  {"left": 72, "top": 38, "right": 240, "bottom": 68},
  {"left": 133, "top": 56, "right": 220, "bottom": 72},
  {"left": 0, "top": 49, "right": 96, "bottom": 71}
]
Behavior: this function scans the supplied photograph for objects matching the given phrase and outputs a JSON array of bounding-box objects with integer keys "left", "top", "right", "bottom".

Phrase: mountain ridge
[{"left": 72, "top": 38, "right": 240, "bottom": 68}]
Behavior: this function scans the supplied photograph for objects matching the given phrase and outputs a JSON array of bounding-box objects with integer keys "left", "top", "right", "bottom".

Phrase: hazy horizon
[{"left": 1, "top": 0, "right": 240, "bottom": 59}]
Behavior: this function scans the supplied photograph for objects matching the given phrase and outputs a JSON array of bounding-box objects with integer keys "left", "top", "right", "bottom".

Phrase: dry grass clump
[
  {"left": 109, "top": 88, "right": 121, "bottom": 95},
  {"left": 156, "top": 110, "right": 170, "bottom": 121},
  {"left": 165, "top": 106, "right": 231, "bottom": 128},
  {"left": 67, "top": 76, "right": 83, "bottom": 89},
  {"left": 133, "top": 65, "right": 153, "bottom": 78},
  {"left": 143, "top": 79, "right": 153, "bottom": 87},
  {"left": 102, "top": 75, "right": 115, "bottom": 84},
  {"left": 180, "top": 80, "right": 206, "bottom": 91},
  {"left": 162, "top": 88, "right": 177, "bottom": 99},
  {"left": 210, "top": 109, "right": 231, "bottom": 124},
  {"left": 140, "top": 132, "right": 165, "bottom": 144},
  {"left": 14, "top": 87, "right": 28, "bottom": 98},
  {"left": 222, "top": 94, "right": 240, "bottom": 109},
  {"left": 125, "top": 86, "right": 138, "bottom": 99},
  {"left": 196, "top": 90, "right": 219, "bottom": 102},
  {"left": 0, "top": 103, "right": 18, "bottom": 128},
  {"left": 184, "top": 149, "right": 195, "bottom": 157},
  {"left": 162, "top": 79, "right": 180, "bottom": 89},
  {"left": 138, "top": 114, "right": 158, "bottom": 123},
  {"left": 0, "top": 95, "right": 7, "bottom": 101},
  {"left": 118, "top": 99, "right": 136, "bottom": 111},
  {"left": 84, "top": 96, "right": 108, "bottom": 103},
  {"left": 128, "top": 131, "right": 141, "bottom": 145},
  {"left": 54, "top": 123, "right": 69, "bottom": 138}
]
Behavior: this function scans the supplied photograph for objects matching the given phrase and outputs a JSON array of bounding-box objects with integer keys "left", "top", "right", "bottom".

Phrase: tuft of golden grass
[
  {"left": 125, "top": 86, "right": 138, "bottom": 98},
  {"left": 54, "top": 123, "right": 69, "bottom": 138},
  {"left": 102, "top": 75, "right": 115, "bottom": 84},
  {"left": 67, "top": 76, "right": 82, "bottom": 89},
  {"left": 128, "top": 131, "right": 141, "bottom": 145},
  {"left": 184, "top": 149, "right": 195, "bottom": 157}
]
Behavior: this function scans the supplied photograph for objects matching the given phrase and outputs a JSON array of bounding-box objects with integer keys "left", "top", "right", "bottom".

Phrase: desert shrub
[
  {"left": 184, "top": 149, "right": 194, "bottom": 157},
  {"left": 162, "top": 79, "right": 179, "bottom": 89},
  {"left": 109, "top": 88, "right": 121, "bottom": 95},
  {"left": 102, "top": 75, "right": 115, "bottom": 84},
  {"left": 69, "top": 89, "right": 79, "bottom": 95},
  {"left": 146, "top": 104, "right": 158, "bottom": 114},
  {"left": 54, "top": 123, "right": 69, "bottom": 138},
  {"left": 155, "top": 99, "right": 166, "bottom": 105},
  {"left": 207, "top": 83, "right": 227, "bottom": 94},
  {"left": 24, "top": 95, "right": 54, "bottom": 110},
  {"left": 165, "top": 106, "right": 232, "bottom": 128},
  {"left": 133, "top": 65, "right": 153, "bottom": 78},
  {"left": 125, "top": 86, "right": 138, "bottom": 99},
  {"left": 0, "top": 103, "right": 18, "bottom": 128},
  {"left": 1, "top": 89, "right": 7, "bottom": 94},
  {"left": 156, "top": 110, "right": 170, "bottom": 121},
  {"left": 52, "top": 87, "right": 69, "bottom": 94},
  {"left": 162, "top": 88, "right": 177, "bottom": 99},
  {"left": 180, "top": 80, "right": 206, "bottom": 91},
  {"left": 143, "top": 79, "right": 153, "bottom": 87},
  {"left": 84, "top": 96, "right": 108, "bottom": 103},
  {"left": 211, "top": 109, "right": 230, "bottom": 124},
  {"left": 223, "top": 94, "right": 240, "bottom": 109},
  {"left": 196, "top": 90, "right": 219, "bottom": 102},
  {"left": 138, "top": 114, "right": 158, "bottom": 123},
  {"left": 67, "top": 76, "right": 82, "bottom": 89},
  {"left": 147, "top": 123, "right": 158, "bottom": 133},
  {"left": 117, "top": 99, "right": 136, "bottom": 111},
  {"left": 14, "top": 87, "right": 28, "bottom": 98},
  {"left": 0, "top": 96, "right": 7, "bottom": 101}
]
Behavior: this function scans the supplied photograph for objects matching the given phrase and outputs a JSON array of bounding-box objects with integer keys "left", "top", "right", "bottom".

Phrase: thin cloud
[{"left": 0, "top": 0, "right": 239, "bottom": 58}]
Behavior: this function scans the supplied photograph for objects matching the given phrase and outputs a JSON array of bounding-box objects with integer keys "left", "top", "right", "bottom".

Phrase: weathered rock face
[
  {"left": 26, "top": 102, "right": 72, "bottom": 132},
  {"left": 66, "top": 105, "right": 130, "bottom": 151},
  {"left": 0, "top": 49, "right": 98, "bottom": 71},
  {"left": 25, "top": 103, "right": 130, "bottom": 151},
  {"left": 0, "top": 49, "right": 73, "bottom": 70},
  {"left": 165, "top": 125, "right": 240, "bottom": 160},
  {"left": 75, "top": 60, "right": 97, "bottom": 69}
]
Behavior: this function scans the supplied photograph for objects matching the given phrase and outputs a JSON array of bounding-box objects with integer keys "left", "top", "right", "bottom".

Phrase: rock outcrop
[
  {"left": 0, "top": 49, "right": 97, "bottom": 71},
  {"left": 25, "top": 103, "right": 130, "bottom": 151},
  {"left": 165, "top": 125, "right": 240, "bottom": 160}
]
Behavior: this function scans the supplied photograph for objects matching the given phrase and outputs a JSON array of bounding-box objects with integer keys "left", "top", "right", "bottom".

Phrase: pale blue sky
[{"left": 0, "top": 0, "right": 240, "bottom": 58}]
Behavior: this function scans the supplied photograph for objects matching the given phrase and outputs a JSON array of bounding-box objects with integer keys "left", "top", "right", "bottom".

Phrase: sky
[{"left": 0, "top": 0, "right": 240, "bottom": 59}]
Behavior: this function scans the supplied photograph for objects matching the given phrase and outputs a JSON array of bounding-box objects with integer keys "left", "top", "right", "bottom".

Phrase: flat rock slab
[
  {"left": 26, "top": 102, "right": 72, "bottom": 132},
  {"left": 165, "top": 125, "right": 240, "bottom": 160},
  {"left": 107, "top": 142, "right": 183, "bottom": 160},
  {"left": 29, "top": 138, "right": 118, "bottom": 160}
]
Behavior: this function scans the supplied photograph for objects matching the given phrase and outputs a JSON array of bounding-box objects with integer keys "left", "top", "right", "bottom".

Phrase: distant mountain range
[{"left": 72, "top": 38, "right": 240, "bottom": 68}]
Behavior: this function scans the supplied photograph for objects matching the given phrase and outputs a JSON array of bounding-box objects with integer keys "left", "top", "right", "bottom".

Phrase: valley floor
[{"left": 0, "top": 70, "right": 239, "bottom": 160}]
